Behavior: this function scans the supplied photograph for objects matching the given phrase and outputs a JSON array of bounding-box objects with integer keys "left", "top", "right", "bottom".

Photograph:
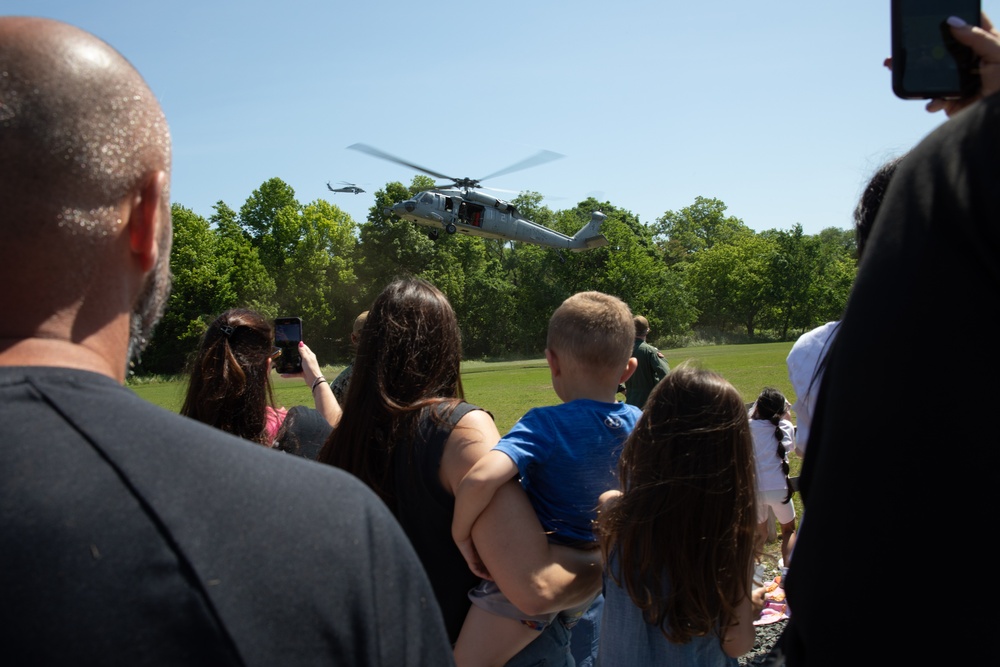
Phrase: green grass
[{"left": 131, "top": 341, "right": 802, "bottom": 550}]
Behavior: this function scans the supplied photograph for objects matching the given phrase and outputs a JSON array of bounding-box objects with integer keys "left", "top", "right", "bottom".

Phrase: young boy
[{"left": 451, "top": 291, "right": 641, "bottom": 666}]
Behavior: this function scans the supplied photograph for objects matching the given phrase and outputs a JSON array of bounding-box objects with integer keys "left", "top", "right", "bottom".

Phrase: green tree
[
  {"left": 139, "top": 205, "right": 233, "bottom": 374},
  {"left": 654, "top": 196, "right": 751, "bottom": 263},
  {"left": 686, "top": 233, "right": 776, "bottom": 336},
  {"left": 211, "top": 201, "right": 276, "bottom": 315},
  {"left": 355, "top": 179, "right": 439, "bottom": 297},
  {"left": 760, "top": 224, "right": 815, "bottom": 338}
]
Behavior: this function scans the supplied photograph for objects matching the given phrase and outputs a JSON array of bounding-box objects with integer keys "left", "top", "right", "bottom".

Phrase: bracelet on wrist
[{"left": 311, "top": 376, "right": 327, "bottom": 392}]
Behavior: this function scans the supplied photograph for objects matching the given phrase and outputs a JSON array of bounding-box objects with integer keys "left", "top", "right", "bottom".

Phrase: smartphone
[
  {"left": 891, "top": 0, "right": 981, "bottom": 100},
  {"left": 273, "top": 316, "right": 303, "bottom": 374}
]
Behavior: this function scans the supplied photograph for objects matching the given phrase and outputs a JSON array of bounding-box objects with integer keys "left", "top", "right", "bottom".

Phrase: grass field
[{"left": 130, "top": 341, "right": 804, "bottom": 545}]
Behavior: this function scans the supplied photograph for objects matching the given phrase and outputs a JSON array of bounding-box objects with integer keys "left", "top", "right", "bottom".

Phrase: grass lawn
[{"left": 130, "top": 340, "right": 803, "bottom": 553}]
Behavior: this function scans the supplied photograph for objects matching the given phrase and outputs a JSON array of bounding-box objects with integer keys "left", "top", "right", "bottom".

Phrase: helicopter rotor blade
[
  {"left": 477, "top": 149, "right": 564, "bottom": 183},
  {"left": 479, "top": 185, "right": 521, "bottom": 195},
  {"left": 347, "top": 143, "right": 456, "bottom": 183}
]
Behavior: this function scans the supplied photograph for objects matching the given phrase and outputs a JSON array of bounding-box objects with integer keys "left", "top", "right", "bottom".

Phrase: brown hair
[
  {"left": 547, "top": 291, "right": 634, "bottom": 374},
  {"left": 180, "top": 308, "right": 277, "bottom": 445},
  {"left": 318, "top": 278, "right": 464, "bottom": 506},
  {"left": 597, "top": 363, "right": 758, "bottom": 646}
]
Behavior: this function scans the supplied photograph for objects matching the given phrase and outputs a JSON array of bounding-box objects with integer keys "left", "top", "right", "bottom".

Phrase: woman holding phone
[{"left": 181, "top": 308, "right": 341, "bottom": 457}]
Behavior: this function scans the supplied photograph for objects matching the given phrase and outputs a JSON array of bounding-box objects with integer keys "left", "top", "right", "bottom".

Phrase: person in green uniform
[{"left": 624, "top": 315, "right": 670, "bottom": 409}]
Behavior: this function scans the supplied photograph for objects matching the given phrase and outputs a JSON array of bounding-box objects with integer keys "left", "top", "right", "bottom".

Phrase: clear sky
[{"left": 6, "top": 1, "right": 986, "bottom": 235}]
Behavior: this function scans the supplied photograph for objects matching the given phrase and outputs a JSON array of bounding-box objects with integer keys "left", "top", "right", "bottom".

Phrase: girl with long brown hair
[{"left": 596, "top": 363, "right": 760, "bottom": 665}]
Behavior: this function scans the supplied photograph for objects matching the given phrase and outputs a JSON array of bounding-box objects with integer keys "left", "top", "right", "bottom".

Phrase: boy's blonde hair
[{"left": 547, "top": 291, "right": 634, "bottom": 372}]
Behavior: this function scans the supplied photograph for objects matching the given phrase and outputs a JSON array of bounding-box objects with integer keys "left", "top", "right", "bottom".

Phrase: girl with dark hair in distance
[
  {"left": 181, "top": 308, "right": 341, "bottom": 456},
  {"left": 318, "top": 277, "right": 601, "bottom": 664},
  {"left": 749, "top": 386, "right": 797, "bottom": 565},
  {"left": 596, "top": 363, "right": 761, "bottom": 665}
]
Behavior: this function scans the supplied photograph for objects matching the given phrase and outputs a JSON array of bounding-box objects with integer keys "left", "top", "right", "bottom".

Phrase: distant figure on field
[
  {"left": 451, "top": 291, "right": 640, "bottom": 667},
  {"left": 624, "top": 315, "right": 670, "bottom": 408},
  {"left": 748, "top": 387, "right": 797, "bottom": 565},
  {"left": 330, "top": 309, "right": 368, "bottom": 403}
]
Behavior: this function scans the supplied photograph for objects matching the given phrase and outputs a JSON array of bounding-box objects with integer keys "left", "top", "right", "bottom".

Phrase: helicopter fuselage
[{"left": 390, "top": 188, "right": 608, "bottom": 251}]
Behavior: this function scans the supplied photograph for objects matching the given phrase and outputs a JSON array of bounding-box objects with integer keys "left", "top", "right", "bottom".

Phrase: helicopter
[
  {"left": 347, "top": 143, "right": 608, "bottom": 251},
  {"left": 327, "top": 181, "right": 365, "bottom": 194}
]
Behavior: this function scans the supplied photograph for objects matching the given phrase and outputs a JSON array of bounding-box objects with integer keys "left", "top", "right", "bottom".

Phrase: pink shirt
[{"left": 265, "top": 406, "right": 288, "bottom": 443}]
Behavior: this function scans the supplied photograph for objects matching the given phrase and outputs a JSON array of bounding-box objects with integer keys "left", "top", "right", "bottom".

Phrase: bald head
[
  {"left": 0, "top": 17, "right": 173, "bottom": 378},
  {"left": 0, "top": 17, "right": 171, "bottom": 242}
]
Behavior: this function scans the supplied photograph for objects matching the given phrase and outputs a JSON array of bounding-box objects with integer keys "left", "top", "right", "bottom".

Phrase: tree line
[{"left": 137, "top": 176, "right": 858, "bottom": 376}]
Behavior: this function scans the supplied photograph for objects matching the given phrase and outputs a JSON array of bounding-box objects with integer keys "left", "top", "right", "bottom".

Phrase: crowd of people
[{"left": 3, "top": 9, "right": 998, "bottom": 666}]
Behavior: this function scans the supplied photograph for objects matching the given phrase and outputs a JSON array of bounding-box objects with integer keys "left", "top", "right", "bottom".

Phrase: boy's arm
[{"left": 451, "top": 449, "right": 519, "bottom": 577}]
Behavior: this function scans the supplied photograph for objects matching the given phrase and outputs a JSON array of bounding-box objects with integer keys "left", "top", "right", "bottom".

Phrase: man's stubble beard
[{"left": 126, "top": 214, "right": 173, "bottom": 375}]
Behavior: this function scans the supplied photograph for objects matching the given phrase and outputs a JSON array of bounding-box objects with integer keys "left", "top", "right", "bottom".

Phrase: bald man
[{"left": 0, "top": 17, "right": 453, "bottom": 665}]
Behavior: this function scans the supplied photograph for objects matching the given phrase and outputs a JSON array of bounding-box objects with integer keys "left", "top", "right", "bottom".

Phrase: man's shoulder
[
  {"left": 638, "top": 340, "right": 667, "bottom": 363},
  {"left": 7, "top": 367, "right": 374, "bottom": 503}
]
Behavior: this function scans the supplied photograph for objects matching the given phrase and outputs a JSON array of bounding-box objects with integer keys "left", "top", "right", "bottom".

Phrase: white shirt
[
  {"left": 749, "top": 418, "right": 796, "bottom": 492},
  {"left": 786, "top": 321, "right": 840, "bottom": 455}
]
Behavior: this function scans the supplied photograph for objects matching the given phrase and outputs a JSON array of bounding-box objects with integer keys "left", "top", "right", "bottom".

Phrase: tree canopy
[{"left": 136, "top": 177, "right": 860, "bottom": 375}]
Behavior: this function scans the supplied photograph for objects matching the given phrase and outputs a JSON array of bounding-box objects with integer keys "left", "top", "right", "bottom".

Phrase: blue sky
[{"left": 6, "top": 1, "right": 983, "bottom": 235}]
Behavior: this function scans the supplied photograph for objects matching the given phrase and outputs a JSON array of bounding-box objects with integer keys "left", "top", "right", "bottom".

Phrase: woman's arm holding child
[{"left": 451, "top": 449, "right": 519, "bottom": 579}]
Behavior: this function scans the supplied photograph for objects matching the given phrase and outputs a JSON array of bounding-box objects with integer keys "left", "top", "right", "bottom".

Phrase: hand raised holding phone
[
  {"left": 886, "top": 9, "right": 1000, "bottom": 117},
  {"left": 924, "top": 13, "right": 1000, "bottom": 115}
]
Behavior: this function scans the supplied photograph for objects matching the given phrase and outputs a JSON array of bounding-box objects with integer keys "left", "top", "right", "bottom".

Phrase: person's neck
[
  {"left": 556, "top": 378, "right": 619, "bottom": 404},
  {"left": 0, "top": 337, "right": 123, "bottom": 382}
]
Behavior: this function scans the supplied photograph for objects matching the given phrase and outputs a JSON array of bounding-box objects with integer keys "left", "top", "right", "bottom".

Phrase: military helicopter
[
  {"left": 347, "top": 143, "right": 608, "bottom": 251},
  {"left": 326, "top": 181, "right": 365, "bottom": 194}
]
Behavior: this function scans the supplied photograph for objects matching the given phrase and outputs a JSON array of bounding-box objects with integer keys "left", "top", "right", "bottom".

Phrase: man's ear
[
  {"left": 619, "top": 357, "right": 638, "bottom": 384},
  {"left": 128, "top": 171, "right": 168, "bottom": 273}
]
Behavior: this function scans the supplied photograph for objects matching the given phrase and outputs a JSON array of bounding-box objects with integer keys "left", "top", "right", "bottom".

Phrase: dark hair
[
  {"left": 808, "top": 155, "right": 905, "bottom": 400},
  {"left": 597, "top": 363, "right": 757, "bottom": 646},
  {"left": 318, "top": 277, "right": 464, "bottom": 506},
  {"left": 180, "top": 308, "right": 277, "bottom": 445},
  {"left": 752, "top": 387, "right": 793, "bottom": 504},
  {"left": 854, "top": 155, "right": 903, "bottom": 261}
]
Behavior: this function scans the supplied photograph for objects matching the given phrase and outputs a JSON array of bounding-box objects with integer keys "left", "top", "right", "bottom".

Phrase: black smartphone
[
  {"left": 273, "top": 316, "right": 303, "bottom": 374},
  {"left": 891, "top": 0, "right": 981, "bottom": 100}
]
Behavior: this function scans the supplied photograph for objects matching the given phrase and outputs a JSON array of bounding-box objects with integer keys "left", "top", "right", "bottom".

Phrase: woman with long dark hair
[
  {"left": 182, "top": 308, "right": 340, "bottom": 456},
  {"left": 319, "top": 278, "right": 600, "bottom": 664}
]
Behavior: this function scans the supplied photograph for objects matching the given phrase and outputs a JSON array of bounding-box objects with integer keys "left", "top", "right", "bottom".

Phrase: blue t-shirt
[{"left": 494, "top": 399, "right": 641, "bottom": 544}]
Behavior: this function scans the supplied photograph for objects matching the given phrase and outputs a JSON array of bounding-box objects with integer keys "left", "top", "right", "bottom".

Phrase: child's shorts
[
  {"left": 468, "top": 579, "right": 594, "bottom": 631},
  {"left": 757, "top": 489, "right": 797, "bottom": 524}
]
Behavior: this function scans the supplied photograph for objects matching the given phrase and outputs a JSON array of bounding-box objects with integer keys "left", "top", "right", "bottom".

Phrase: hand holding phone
[
  {"left": 273, "top": 316, "right": 303, "bottom": 375},
  {"left": 891, "top": 0, "right": 982, "bottom": 100}
]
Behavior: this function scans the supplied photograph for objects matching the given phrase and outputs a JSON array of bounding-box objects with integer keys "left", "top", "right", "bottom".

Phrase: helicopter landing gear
[
  {"left": 445, "top": 223, "right": 457, "bottom": 234},
  {"left": 429, "top": 230, "right": 440, "bottom": 241}
]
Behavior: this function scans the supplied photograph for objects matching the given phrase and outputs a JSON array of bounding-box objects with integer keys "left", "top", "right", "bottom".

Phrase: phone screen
[
  {"left": 274, "top": 317, "right": 303, "bottom": 374},
  {"left": 892, "top": 0, "right": 981, "bottom": 99}
]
